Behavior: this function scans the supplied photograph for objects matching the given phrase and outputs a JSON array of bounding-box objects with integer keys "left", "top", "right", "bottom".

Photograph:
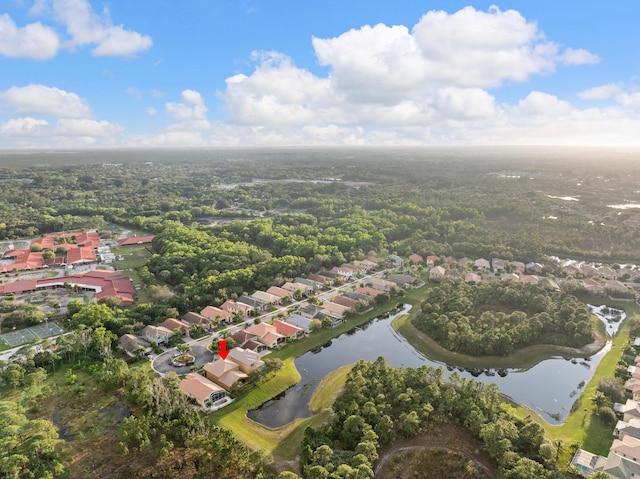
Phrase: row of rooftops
[
  {"left": 572, "top": 349, "right": 640, "bottom": 478},
  {"left": 0, "top": 269, "right": 136, "bottom": 303},
  {"left": 1, "top": 232, "right": 154, "bottom": 273}
]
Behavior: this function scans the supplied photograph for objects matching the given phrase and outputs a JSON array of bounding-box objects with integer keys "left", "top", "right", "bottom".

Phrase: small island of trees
[{"left": 413, "top": 279, "right": 594, "bottom": 356}]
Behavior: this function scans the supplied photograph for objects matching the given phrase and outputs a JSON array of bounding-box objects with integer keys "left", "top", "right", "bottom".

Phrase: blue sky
[{"left": 1, "top": 0, "right": 639, "bottom": 147}]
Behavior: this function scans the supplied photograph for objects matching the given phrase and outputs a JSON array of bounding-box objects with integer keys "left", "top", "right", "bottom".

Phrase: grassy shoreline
[
  {"left": 209, "top": 300, "right": 400, "bottom": 464},
  {"left": 394, "top": 290, "right": 638, "bottom": 456},
  {"left": 211, "top": 274, "right": 635, "bottom": 465}
]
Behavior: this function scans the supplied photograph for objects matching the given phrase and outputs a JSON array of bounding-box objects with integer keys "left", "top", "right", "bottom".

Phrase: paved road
[{"left": 152, "top": 337, "right": 214, "bottom": 376}]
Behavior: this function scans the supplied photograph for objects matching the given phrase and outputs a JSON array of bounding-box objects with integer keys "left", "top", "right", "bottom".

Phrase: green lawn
[
  {"left": 209, "top": 300, "right": 403, "bottom": 464},
  {"left": 211, "top": 360, "right": 353, "bottom": 464},
  {"left": 394, "top": 282, "right": 638, "bottom": 457}
]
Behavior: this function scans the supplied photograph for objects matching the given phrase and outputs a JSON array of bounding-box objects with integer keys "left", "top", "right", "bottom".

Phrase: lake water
[{"left": 247, "top": 304, "right": 623, "bottom": 428}]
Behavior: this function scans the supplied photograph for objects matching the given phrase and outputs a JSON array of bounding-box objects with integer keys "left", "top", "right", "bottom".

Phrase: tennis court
[{"left": 0, "top": 322, "right": 64, "bottom": 347}]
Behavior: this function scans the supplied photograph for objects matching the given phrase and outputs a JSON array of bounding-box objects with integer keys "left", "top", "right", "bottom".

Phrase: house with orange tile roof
[
  {"left": 408, "top": 254, "right": 423, "bottom": 265},
  {"left": 355, "top": 286, "right": 385, "bottom": 297},
  {"left": 117, "top": 235, "right": 155, "bottom": 246},
  {"left": 244, "top": 323, "right": 286, "bottom": 348},
  {"left": 178, "top": 373, "right": 227, "bottom": 408},
  {"left": 331, "top": 295, "right": 358, "bottom": 309},
  {"left": 273, "top": 319, "right": 305, "bottom": 339},
  {"left": 426, "top": 255, "right": 440, "bottom": 266}
]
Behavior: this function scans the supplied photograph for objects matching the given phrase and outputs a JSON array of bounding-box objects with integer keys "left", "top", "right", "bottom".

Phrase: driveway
[{"left": 152, "top": 338, "right": 214, "bottom": 376}]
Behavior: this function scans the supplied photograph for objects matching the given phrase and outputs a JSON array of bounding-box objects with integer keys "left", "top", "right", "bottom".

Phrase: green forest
[
  {"left": 413, "top": 279, "right": 594, "bottom": 356},
  {"left": 0, "top": 147, "right": 638, "bottom": 478}
]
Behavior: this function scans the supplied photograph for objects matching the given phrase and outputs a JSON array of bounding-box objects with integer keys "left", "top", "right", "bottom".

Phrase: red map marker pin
[{"left": 218, "top": 339, "right": 229, "bottom": 360}]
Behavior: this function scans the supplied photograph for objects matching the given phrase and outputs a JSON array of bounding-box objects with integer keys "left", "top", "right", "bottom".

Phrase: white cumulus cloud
[
  {"left": 559, "top": 48, "right": 600, "bottom": 65},
  {"left": 166, "top": 90, "right": 210, "bottom": 129},
  {"left": 0, "top": 13, "right": 60, "bottom": 60},
  {"left": 0, "top": 84, "right": 92, "bottom": 118},
  {"left": 578, "top": 84, "right": 623, "bottom": 100},
  {"left": 32, "top": 0, "right": 152, "bottom": 57}
]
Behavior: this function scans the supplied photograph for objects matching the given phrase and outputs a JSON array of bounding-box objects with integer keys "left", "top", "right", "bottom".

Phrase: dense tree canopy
[{"left": 413, "top": 279, "right": 594, "bottom": 356}]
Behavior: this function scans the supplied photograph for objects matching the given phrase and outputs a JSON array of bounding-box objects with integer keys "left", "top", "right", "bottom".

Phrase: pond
[{"left": 247, "top": 304, "right": 624, "bottom": 428}]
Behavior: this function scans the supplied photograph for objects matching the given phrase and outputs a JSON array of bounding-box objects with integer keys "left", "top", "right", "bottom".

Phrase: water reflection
[{"left": 248, "top": 304, "right": 623, "bottom": 428}]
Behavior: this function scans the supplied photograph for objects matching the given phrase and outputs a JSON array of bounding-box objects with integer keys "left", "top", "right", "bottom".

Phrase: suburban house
[
  {"left": 272, "top": 319, "right": 305, "bottom": 339},
  {"left": 221, "top": 300, "right": 253, "bottom": 317},
  {"left": 572, "top": 368, "right": 640, "bottom": 479},
  {"left": 352, "top": 259, "right": 378, "bottom": 271},
  {"left": 408, "top": 254, "right": 423, "bottom": 265},
  {"left": 475, "top": 258, "right": 491, "bottom": 270},
  {"left": 563, "top": 264, "right": 583, "bottom": 278},
  {"left": 283, "top": 313, "right": 315, "bottom": 332},
  {"left": 307, "top": 273, "right": 334, "bottom": 285},
  {"left": 465, "top": 272, "right": 482, "bottom": 285},
  {"left": 426, "top": 255, "right": 440, "bottom": 266},
  {"left": 519, "top": 275, "right": 539, "bottom": 285},
  {"left": 317, "top": 271, "right": 339, "bottom": 281},
  {"left": 237, "top": 296, "right": 266, "bottom": 311},
  {"left": 343, "top": 291, "right": 375, "bottom": 303},
  {"left": 370, "top": 278, "right": 396, "bottom": 292},
  {"left": 203, "top": 359, "right": 248, "bottom": 390},
  {"left": 322, "top": 301, "right": 350, "bottom": 319},
  {"left": 354, "top": 286, "right": 385, "bottom": 297},
  {"left": 299, "top": 303, "right": 326, "bottom": 319},
  {"left": 203, "top": 347, "right": 265, "bottom": 390},
  {"left": 429, "top": 266, "right": 445, "bottom": 281},
  {"left": 244, "top": 323, "right": 286, "bottom": 348},
  {"left": 227, "top": 347, "right": 265, "bottom": 373},
  {"left": 266, "top": 286, "right": 294, "bottom": 299},
  {"left": 616, "top": 399, "right": 640, "bottom": 423},
  {"left": 201, "top": 306, "right": 233, "bottom": 324},
  {"left": 599, "top": 266, "right": 618, "bottom": 280},
  {"left": 117, "top": 334, "right": 151, "bottom": 357},
  {"left": 331, "top": 295, "right": 359, "bottom": 309},
  {"left": 140, "top": 325, "right": 173, "bottom": 345},
  {"left": 231, "top": 330, "right": 267, "bottom": 353},
  {"left": 181, "top": 312, "right": 211, "bottom": 329},
  {"left": 511, "top": 261, "right": 526, "bottom": 273},
  {"left": 331, "top": 265, "right": 358, "bottom": 279},
  {"left": 294, "top": 277, "right": 323, "bottom": 291},
  {"left": 491, "top": 258, "right": 507, "bottom": 272},
  {"left": 581, "top": 264, "right": 601, "bottom": 278},
  {"left": 178, "top": 373, "right": 227, "bottom": 409},
  {"left": 526, "top": 262, "right": 544, "bottom": 274},
  {"left": 252, "top": 290, "right": 281, "bottom": 306},
  {"left": 161, "top": 317, "right": 191, "bottom": 336},
  {"left": 501, "top": 273, "right": 519, "bottom": 282},
  {"left": 582, "top": 278, "right": 606, "bottom": 295},
  {"left": 281, "top": 281, "right": 313, "bottom": 297},
  {"left": 387, "top": 273, "right": 418, "bottom": 288}
]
